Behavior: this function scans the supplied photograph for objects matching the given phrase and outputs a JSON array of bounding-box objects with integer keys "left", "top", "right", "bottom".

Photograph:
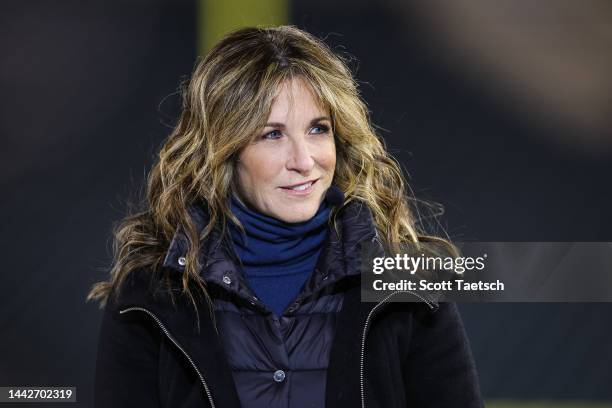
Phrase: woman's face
[{"left": 236, "top": 77, "right": 336, "bottom": 223}]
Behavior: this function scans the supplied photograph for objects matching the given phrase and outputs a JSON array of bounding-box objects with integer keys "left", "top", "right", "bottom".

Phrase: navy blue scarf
[{"left": 228, "top": 195, "right": 331, "bottom": 317}]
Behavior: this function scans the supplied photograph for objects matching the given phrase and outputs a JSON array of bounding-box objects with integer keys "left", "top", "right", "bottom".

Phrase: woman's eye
[
  {"left": 262, "top": 130, "right": 282, "bottom": 140},
  {"left": 311, "top": 124, "right": 330, "bottom": 134}
]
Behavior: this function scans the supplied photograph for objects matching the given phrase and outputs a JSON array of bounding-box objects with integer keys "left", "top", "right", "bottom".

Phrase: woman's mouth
[{"left": 280, "top": 179, "right": 318, "bottom": 195}]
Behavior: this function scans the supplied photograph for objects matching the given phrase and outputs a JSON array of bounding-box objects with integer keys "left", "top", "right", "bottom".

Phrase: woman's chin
[{"left": 272, "top": 203, "right": 319, "bottom": 223}]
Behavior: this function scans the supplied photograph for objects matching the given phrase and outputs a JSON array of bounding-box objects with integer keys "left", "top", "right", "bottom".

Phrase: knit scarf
[{"left": 228, "top": 194, "right": 331, "bottom": 316}]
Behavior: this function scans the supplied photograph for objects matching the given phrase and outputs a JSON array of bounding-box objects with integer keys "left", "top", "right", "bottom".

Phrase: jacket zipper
[
  {"left": 360, "top": 290, "right": 435, "bottom": 408},
  {"left": 119, "top": 306, "right": 216, "bottom": 408}
]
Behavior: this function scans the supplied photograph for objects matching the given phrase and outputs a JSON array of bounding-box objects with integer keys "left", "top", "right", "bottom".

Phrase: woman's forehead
[{"left": 267, "top": 78, "right": 329, "bottom": 120}]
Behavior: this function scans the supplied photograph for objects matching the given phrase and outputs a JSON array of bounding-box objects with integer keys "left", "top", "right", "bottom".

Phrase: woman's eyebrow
[{"left": 264, "top": 116, "right": 332, "bottom": 128}]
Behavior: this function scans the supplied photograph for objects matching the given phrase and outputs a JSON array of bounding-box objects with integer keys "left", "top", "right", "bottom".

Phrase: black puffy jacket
[{"left": 94, "top": 199, "right": 484, "bottom": 407}]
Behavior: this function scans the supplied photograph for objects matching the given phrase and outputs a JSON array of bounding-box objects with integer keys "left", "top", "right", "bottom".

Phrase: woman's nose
[{"left": 286, "top": 138, "right": 315, "bottom": 173}]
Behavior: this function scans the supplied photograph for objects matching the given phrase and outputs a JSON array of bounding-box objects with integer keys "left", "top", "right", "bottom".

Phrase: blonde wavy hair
[{"left": 87, "top": 25, "right": 455, "bottom": 313}]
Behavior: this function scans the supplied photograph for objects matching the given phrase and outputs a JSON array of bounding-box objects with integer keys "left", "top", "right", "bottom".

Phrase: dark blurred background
[{"left": 1, "top": 1, "right": 611, "bottom": 407}]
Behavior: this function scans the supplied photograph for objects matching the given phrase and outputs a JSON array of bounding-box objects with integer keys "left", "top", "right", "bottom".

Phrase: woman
[{"left": 88, "top": 25, "right": 483, "bottom": 407}]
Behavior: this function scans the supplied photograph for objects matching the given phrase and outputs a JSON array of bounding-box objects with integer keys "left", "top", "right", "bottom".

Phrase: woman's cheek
[{"left": 321, "top": 142, "right": 337, "bottom": 171}]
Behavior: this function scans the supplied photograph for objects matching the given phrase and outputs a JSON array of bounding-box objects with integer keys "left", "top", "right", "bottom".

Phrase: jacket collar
[
  {"left": 161, "top": 198, "right": 385, "bottom": 298},
  {"left": 160, "top": 198, "right": 442, "bottom": 308}
]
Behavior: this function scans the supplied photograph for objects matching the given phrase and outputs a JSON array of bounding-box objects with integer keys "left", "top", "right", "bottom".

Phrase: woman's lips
[{"left": 279, "top": 179, "right": 318, "bottom": 196}]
